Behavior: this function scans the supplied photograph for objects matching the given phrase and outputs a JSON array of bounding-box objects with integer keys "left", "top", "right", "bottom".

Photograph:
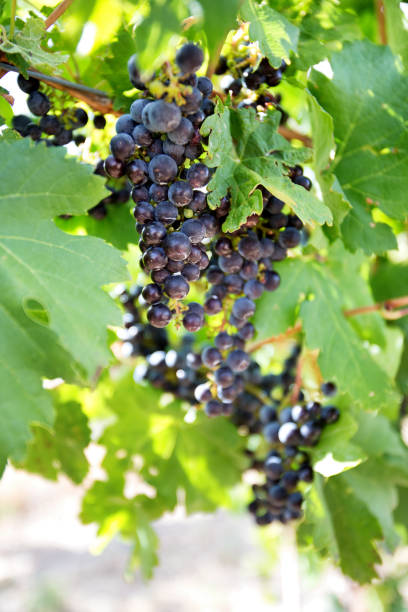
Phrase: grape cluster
[
  {"left": 96, "top": 43, "right": 218, "bottom": 329},
  {"left": 11, "top": 74, "right": 91, "bottom": 147}
]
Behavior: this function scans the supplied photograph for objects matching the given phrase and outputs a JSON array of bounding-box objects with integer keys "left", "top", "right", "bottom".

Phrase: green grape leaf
[
  {"left": 101, "top": 27, "right": 136, "bottom": 111},
  {"left": 55, "top": 201, "right": 136, "bottom": 251},
  {"left": 298, "top": 474, "right": 382, "bottom": 583},
  {"left": 309, "top": 41, "right": 408, "bottom": 254},
  {"left": 14, "top": 400, "right": 91, "bottom": 484},
  {"left": 384, "top": 0, "right": 408, "bottom": 72},
  {"left": 241, "top": 0, "right": 299, "bottom": 67},
  {"left": 254, "top": 256, "right": 400, "bottom": 415},
  {"left": 199, "top": 0, "right": 240, "bottom": 65},
  {"left": 201, "top": 104, "right": 332, "bottom": 232},
  {"left": 133, "top": 0, "right": 188, "bottom": 76},
  {"left": 394, "top": 487, "right": 408, "bottom": 532},
  {"left": 0, "top": 18, "right": 68, "bottom": 73},
  {"left": 0, "top": 139, "right": 128, "bottom": 460}
]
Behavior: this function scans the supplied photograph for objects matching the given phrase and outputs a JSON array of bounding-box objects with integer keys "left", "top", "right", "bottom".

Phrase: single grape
[
  {"left": 279, "top": 227, "right": 301, "bottom": 249},
  {"left": 214, "top": 366, "right": 234, "bottom": 388},
  {"left": 293, "top": 175, "right": 312, "bottom": 191},
  {"left": 27, "top": 91, "right": 51, "bottom": 116},
  {"left": 141, "top": 221, "right": 167, "bottom": 245},
  {"left": 215, "top": 237, "right": 233, "bottom": 256},
  {"left": 263, "top": 422, "right": 280, "bottom": 443},
  {"left": 163, "top": 232, "right": 192, "bottom": 261},
  {"left": 39, "top": 115, "right": 61, "bottom": 135},
  {"left": 17, "top": 74, "right": 39, "bottom": 93},
  {"left": 300, "top": 421, "right": 322, "bottom": 445},
  {"left": 219, "top": 252, "right": 243, "bottom": 274},
  {"left": 263, "top": 270, "right": 280, "bottom": 291},
  {"left": 321, "top": 382, "right": 337, "bottom": 397},
  {"left": 148, "top": 154, "right": 178, "bottom": 184},
  {"left": 264, "top": 455, "right": 283, "bottom": 479},
  {"left": 116, "top": 114, "right": 136, "bottom": 135},
  {"left": 321, "top": 405, "right": 340, "bottom": 424},
  {"left": 204, "top": 295, "right": 223, "bottom": 315},
  {"left": 215, "top": 332, "right": 234, "bottom": 351},
  {"left": 127, "top": 54, "right": 145, "bottom": 89},
  {"left": 244, "top": 279, "right": 264, "bottom": 299},
  {"left": 205, "top": 399, "right": 224, "bottom": 417},
  {"left": 132, "top": 124, "right": 153, "bottom": 147},
  {"left": 238, "top": 235, "right": 263, "bottom": 261},
  {"left": 232, "top": 297, "right": 255, "bottom": 321},
  {"left": 154, "top": 201, "right": 178, "bottom": 226},
  {"left": 163, "top": 139, "right": 185, "bottom": 164},
  {"left": 224, "top": 274, "right": 244, "bottom": 295},
  {"left": 298, "top": 465, "right": 314, "bottom": 483},
  {"left": 104, "top": 156, "right": 124, "bottom": 178},
  {"left": 278, "top": 422, "right": 300, "bottom": 445},
  {"left": 133, "top": 202, "right": 154, "bottom": 223},
  {"left": 237, "top": 321, "right": 255, "bottom": 341},
  {"left": 142, "top": 283, "right": 162, "bottom": 304},
  {"left": 181, "top": 219, "right": 206, "bottom": 243},
  {"left": 180, "top": 87, "right": 203, "bottom": 114},
  {"left": 143, "top": 247, "right": 168, "bottom": 270},
  {"left": 94, "top": 115, "right": 106, "bottom": 129},
  {"left": 188, "top": 191, "right": 207, "bottom": 214},
  {"left": 168, "top": 117, "right": 194, "bottom": 145},
  {"left": 126, "top": 159, "right": 148, "bottom": 184},
  {"left": 110, "top": 133, "right": 134, "bottom": 161},
  {"left": 182, "top": 263, "right": 200, "bottom": 281},
  {"left": 130, "top": 98, "right": 151, "bottom": 123},
  {"left": 132, "top": 185, "right": 150, "bottom": 202},
  {"left": 143, "top": 100, "right": 182, "bottom": 133},
  {"left": 200, "top": 214, "right": 219, "bottom": 239},
  {"left": 149, "top": 183, "right": 168, "bottom": 203},
  {"left": 268, "top": 485, "right": 288, "bottom": 507},
  {"left": 226, "top": 349, "right": 250, "bottom": 372},
  {"left": 168, "top": 181, "right": 193, "bottom": 207},
  {"left": 164, "top": 274, "right": 190, "bottom": 299},
  {"left": 259, "top": 405, "right": 278, "bottom": 424},
  {"left": 176, "top": 43, "right": 204, "bottom": 73},
  {"left": 147, "top": 303, "right": 172, "bottom": 327},
  {"left": 202, "top": 346, "right": 222, "bottom": 369},
  {"left": 183, "top": 311, "right": 203, "bottom": 332},
  {"left": 186, "top": 163, "right": 211, "bottom": 188}
]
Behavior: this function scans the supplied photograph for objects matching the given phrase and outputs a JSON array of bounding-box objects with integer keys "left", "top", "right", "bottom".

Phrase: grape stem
[
  {"left": 44, "top": 0, "right": 76, "bottom": 30},
  {"left": 10, "top": 0, "right": 17, "bottom": 39},
  {"left": 248, "top": 295, "right": 408, "bottom": 353},
  {"left": 376, "top": 0, "right": 387, "bottom": 45}
]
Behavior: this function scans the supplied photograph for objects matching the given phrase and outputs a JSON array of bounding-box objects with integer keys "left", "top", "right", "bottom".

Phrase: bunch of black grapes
[
  {"left": 11, "top": 74, "right": 91, "bottom": 146},
  {"left": 116, "top": 292, "right": 341, "bottom": 526}
]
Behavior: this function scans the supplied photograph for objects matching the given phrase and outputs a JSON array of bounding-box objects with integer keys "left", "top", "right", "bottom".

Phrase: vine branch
[
  {"left": 248, "top": 296, "right": 408, "bottom": 353},
  {"left": 376, "top": 0, "right": 387, "bottom": 45},
  {"left": 45, "top": 0, "right": 76, "bottom": 30}
]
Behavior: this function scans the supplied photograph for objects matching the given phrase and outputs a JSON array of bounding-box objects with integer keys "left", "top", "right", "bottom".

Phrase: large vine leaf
[
  {"left": 201, "top": 104, "right": 332, "bottom": 232},
  {"left": 298, "top": 474, "right": 382, "bottom": 583},
  {"left": 309, "top": 41, "right": 408, "bottom": 254},
  {"left": 0, "top": 17, "right": 68, "bottom": 73},
  {"left": 254, "top": 256, "right": 400, "bottom": 415},
  {"left": 241, "top": 0, "right": 299, "bottom": 67},
  {"left": 0, "top": 139, "right": 128, "bottom": 460}
]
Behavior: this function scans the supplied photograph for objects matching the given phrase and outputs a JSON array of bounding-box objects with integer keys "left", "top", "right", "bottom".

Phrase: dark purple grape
[
  {"left": 264, "top": 455, "right": 283, "bottom": 479},
  {"left": 116, "top": 114, "right": 136, "bottom": 135},
  {"left": 154, "top": 201, "right": 178, "bottom": 226},
  {"left": 186, "top": 163, "right": 211, "bottom": 188},
  {"left": 215, "top": 55, "right": 228, "bottom": 75},
  {"left": 189, "top": 110, "right": 206, "bottom": 129},
  {"left": 279, "top": 227, "right": 301, "bottom": 249},
  {"left": 240, "top": 260, "right": 258, "bottom": 280},
  {"left": 226, "top": 349, "right": 250, "bottom": 372},
  {"left": 291, "top": 405, "right": 309, "bottom": 424},
  {"left": 206, "top": 266, "right": 223, "bottom": 285},
  {"left": 148, "top": 154, "right": 178, "bottom": 184},
  {"left": 143, "top": 100, "right": 181, "bottom": 133},
  {"left": 104, "top": 155, "right": 124, "bottom": 178},
  {"left": 215, "top": 237, "right": 233, "bottom": 256},
  {"left": 110, "top": 133, "right": 134, "bottom": 160},
  {"left": 263, "top": 270, "right": 280, "bottom": 291},
  {"left": 244, "top": 279, "right": 264, "bottom": 299},
  {"left": 189, "top": 190, "right": 207, "bottom": 213},
  {"left": 186, "top": 244, "right": 202, "bottom": 264},
  {"left": 164, "top": 274, "right": 190, "bottom": 299},
  {"left": 204, "top": 295, "right": 223, "bottom": 314},
  {"left": 259, "top": 405, "right": 277, "bottom": 424},
  {"left": 166, "top": 259, "right": 185, "bottom": 273},
  {"left": 27, "top": 91, "right": 50, "bottom": 116},
  {"left": 94, "top": 115, "right": 106, "bottom": 129},
  {"left": 198, "top": 251, "right": 210, "bottom": 270},
  {"left": 263, "top": 422, "right": 280, "bottom": 443},
  {"left": 232, "top": 297, "right": 255, "bottom": 321},
  {"left": 132, "top": 124, "right": 153, "bottom": 147},
  {"left": 142, "top": 221, "right": 167, "bottom": 245},
  {"left": 202, "top": 347, "right": 222, "bottom": 369},
  {"left": 181, "top": 219, "right": 205, "bottom": 243},
  {"left": 205, "top": 399, "right": 224, "bottom": 417},
  {"left": 39, "top": 115, "right": 61, "bottom": 135},
  {"left": 168, "top": 181, "right": 193, "bottom": 207},
  {"left": 278, "top": 422, "right": 300, "bottom": 445},
  {"left": 268, "top": 485, "right": 288, "bottom": 507},
  {"left": 147, "top": 303, "right": 172, "bottom": 327},
  {"left": 237, "top": 321, "right": 255, "bottom": 341},
  {"left": 182, "top": 263, "right": 200, "bottom": 281},
  {"left": 219, "top": 252, "right": 243, "bottom": 274},
  {"left": 183, "top": 311, "right": 203, "bottom": 332},
  {"left": 149, "top": 183, "right": 168, "bottom": 203},
  {"left": 130, "top": 98, "right": 151, "bottom": 123},
  {"left": 300, "top": 421, "right": 322, "bottom": 445},
  {"left": 238, "top": 235, "right": 263, "bottom": 261},
  {"left": 147, "top": 139, "right": 163, "bottom": 157},
  {"left": 194, "top": 383, "right": 213, "bottom": 403},
  {"left": 176, "top": 43, "right": 204, "bottom": 73},
  {"left": 200, "top": 214, "right": 219, "bottom": 239},
  {"left": 26, "top": 123, "right": 42, "bottom": 141},
  {"left": 306, "top": 401, "right": 321, "bottom": 418},
  {"left": 214, "top": 366, "right": 234, "bottom": 388},
  {"left": 293, "top": 175, "right": 312, "bottom": 191},
  {"left": 163, "top": 139, "right": 185, "bottom": 163},
  {"left": 217, "top": 384, "right": 239, "bottom": 402},
  {"left": 229, "top": 314, "right": 246, "bottom": 329},
  {"left": 215, "top": 332, "right": 234, "bottom": 351},
  {"left": 298, "top": 465, "right": 314, "bottom": 483},
  {"left": 168, "top": 117, "right": 194, "bottom": 145},
  {"left": 143, "top": 247, "right": 168, "bottom": 270},
  {"left": 127, "top": 55, "right": 145, "bottom": 89},
  {"left": 54, "top": 128, "right": 73, "bottom": 146},
  {"left": 133, "top": 201, "right": 154, "bottom": 223},
  {"left": 164, "top": 232, "right": 192, "bottom": 261},
  {"left": 180, "top": 87, "right": 203, "bottom": 114},
  {"left": 152, "top": 268, "right": 170, "bottom": 283},
  {"left": 17, "top": 74, "right": 40, "bottom": 93},
  {"left": 126, "top": 159, "right": 148, "bottom": 184},
  {"left": 197, "top": 76, "right": 213, "bottom": 96},
  {"left": 321, "top": 382, "right": 337, "bottom": 397},
  {"left": 132, "top": 185, "right": 150, "bottom": 202},
  {"left": 321, "top": 406, "right": 340, "bottom": 424},
  {"left": 224, "top": 274, "right": 244, "bottom": 295},
  {"left": 260, "top": 238, "right": 275, "bottom": 258},
  {"left": 142, "top": 283, "right": 162, "bottom": 304},
  {"left": 201, "top": 97, "right": 215, "bottom": 116}
]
